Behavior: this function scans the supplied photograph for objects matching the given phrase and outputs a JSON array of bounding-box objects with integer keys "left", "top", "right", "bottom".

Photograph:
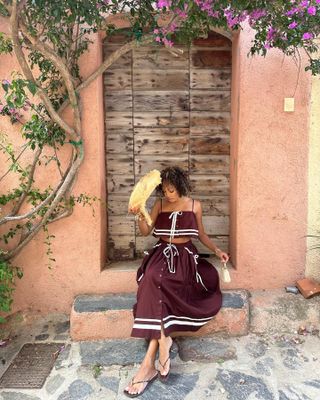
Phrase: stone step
[{"left": 70, "top": 290, "right": 249, "bottom": 341}]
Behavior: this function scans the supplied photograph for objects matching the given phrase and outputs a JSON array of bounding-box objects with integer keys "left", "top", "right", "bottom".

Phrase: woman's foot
[
  {"left": 158, "top": 335, "right": 173, "bottom": 379},
  {"left": 124, "top": 364, "right": 158, "bottom": 397}
]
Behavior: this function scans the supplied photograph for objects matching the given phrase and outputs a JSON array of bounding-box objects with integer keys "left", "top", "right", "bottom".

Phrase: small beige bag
[{"left": 221, "top": 262, "right": 231, "bottom": 283}]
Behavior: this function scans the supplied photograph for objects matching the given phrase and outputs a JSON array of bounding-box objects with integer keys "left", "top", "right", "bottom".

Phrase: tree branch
[
  {"left": 10, "top": 147, "right": 42, "bottom": 216},
  {"left": 10, "top": 0, "right": 78, "bottom": 140},
  {"left": 19, "top": 21, "right": 82, "bottom": 136},
  {"left": 0, "top": 143, "right": 28, "bottom": 182}
]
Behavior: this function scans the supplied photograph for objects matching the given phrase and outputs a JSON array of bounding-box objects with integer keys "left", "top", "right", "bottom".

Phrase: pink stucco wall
[
  {"left": 0, "top": 18, "right": 311, "bottom": 314},
  {"left": 232, "top": 25, "right": 310, "bottom": 288}
]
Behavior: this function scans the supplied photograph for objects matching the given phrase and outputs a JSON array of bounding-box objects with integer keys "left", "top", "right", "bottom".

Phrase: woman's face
[{"left": 162, "top": 181, "right": 180, "bottom": 202}]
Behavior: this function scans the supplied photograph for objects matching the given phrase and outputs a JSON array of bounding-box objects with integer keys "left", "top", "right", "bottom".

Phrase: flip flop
[
  {"left": 158, "top": 339, "right": 173, "bottom": 382},
  {"left": 123, "top": 372, "right": 158, "bottom": 398}
]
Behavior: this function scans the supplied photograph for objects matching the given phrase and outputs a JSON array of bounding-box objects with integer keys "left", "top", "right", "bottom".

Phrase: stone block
[{"left": 70, "top": 290, "right": 249, "bottom": 341}]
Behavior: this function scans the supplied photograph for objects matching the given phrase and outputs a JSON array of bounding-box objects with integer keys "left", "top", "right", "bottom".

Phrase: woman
[{"left": 125, "top": 166, "right": 229, "bottom": 397}]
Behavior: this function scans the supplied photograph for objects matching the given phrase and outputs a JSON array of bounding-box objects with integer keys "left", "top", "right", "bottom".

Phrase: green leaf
[
  {"left": 2, "top": 82, "right": 9, "bottom": 93},
  {"left": 69, "top": 139, "right": 83, "bottom": 147},
  {"left": 27, "top": 81, "right": 37, "bottom": 96}
]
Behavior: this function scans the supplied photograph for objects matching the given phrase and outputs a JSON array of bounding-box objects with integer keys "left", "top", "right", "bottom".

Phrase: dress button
[
  {"left": 159, "top": 274, "right": 162, "bottom": 278},
  {"left": 158, "top": 286, "right": 161, "bottom": 289},
  {"left": 159, "top": 300, "right": 162, "bottom": 303}
]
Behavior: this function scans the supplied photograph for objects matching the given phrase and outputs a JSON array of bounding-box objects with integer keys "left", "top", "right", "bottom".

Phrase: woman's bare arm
[
  {"left": 134, "top": 199, "right": 161, "bottom": 237},
  {"left": 193, "top": 200, "right": 229, "bottom": 262}
]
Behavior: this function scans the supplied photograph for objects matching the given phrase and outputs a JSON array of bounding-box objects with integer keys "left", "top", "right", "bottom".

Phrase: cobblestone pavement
[{"left": 0, "top": 313, "right": 320, "bottom": 400}]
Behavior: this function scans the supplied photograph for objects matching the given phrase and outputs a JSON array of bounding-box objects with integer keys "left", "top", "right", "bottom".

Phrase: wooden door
[{"left": 104, "top": 32, "right": 231, "bottom": 261}]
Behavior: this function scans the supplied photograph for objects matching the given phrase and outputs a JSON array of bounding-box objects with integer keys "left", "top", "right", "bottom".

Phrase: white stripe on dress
[
  {"left": 163, "top": 314, "right": 213, "bottom": 322},
  {"left": 163, "top": 320, "right": 211, "bottom": 329},
  {"left": 154, "top": 229, "right": 198, "bottom": 233},
  {"left": 153, "top": 230, "right": 199, "bottom": 237},
  {"left": 133, "top": 323, "right": 161, "bottom": 330}
]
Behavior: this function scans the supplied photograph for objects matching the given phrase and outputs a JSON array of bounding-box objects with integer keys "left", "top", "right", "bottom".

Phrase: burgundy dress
[{"left": 131, "top": 203, "right": 222, "bottom": 339}]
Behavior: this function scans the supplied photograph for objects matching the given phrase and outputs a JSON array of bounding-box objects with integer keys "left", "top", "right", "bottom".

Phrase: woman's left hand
[{"left": 216, "top": 249, "right": 229, "bottom": 263}]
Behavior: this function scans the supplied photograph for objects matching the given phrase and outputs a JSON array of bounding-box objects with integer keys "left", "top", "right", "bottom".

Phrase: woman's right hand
[{"left": 128, "top": 205, "right": 140, "bottom": 215}]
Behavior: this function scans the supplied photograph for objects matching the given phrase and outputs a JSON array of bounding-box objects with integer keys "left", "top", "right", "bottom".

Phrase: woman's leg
[
  {"left": 125, "top": 338, "right": 159, "bottom": 395},
  {"left": 158, "top": 325, "right": 173, "bottom": 377}
]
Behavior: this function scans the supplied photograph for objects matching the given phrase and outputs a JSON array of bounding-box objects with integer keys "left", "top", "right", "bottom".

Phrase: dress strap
[
  {"left": 192, "top": 199, "right": 194, "bottom": 211},
  {"left": 161, "top": 198, "right": 162, "bottom": 212}
]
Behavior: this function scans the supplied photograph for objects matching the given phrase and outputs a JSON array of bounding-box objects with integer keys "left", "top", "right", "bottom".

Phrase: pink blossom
[
  {"left": 162, "top": 37, "right": 174, "bottom": 47},
  {"left": 286, "top": 7, "right": 301, "bottom": 15},
  {"left": 155, "top": 36, "right": 161, "bottom": 42},
  {"left": 302, "top": 32, "right": 314, "bottom": 39},
  {"left": 153, "top": 28, "right": 159, "bottom": 34},
  {"left": 156, "top": 0, "right": 171, "bottom": 8},
  {"left": 2, "top": 79, "right": 11, "bottom": 85},
  {"left": 250, "top": 9, "right": 267, "bottom": 20},
  {"left": 175, "top": 3, "right": 188, "bottom": 19},
  {"left": 266, "top": 26, "right": 276, "bottom": 41},
  {"left": 300, "top": 0, "right": 309, "bottom": 7},
  {"left": 288, "top": 21, "right": 298, "bottom": 28},
  {"left": 307, "top": 6, "right": 316, "bottom": 15}
]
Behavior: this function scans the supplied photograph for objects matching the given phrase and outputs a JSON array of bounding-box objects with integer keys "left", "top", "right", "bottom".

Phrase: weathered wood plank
[
  {"left": 191, "top": 50, "right": 232, "bottom": 69},
  {"left": 190, "top": 135, "right": 230, "bottom": 155},
  {"left": 192, "top": 31, "right": 232, "bottom": 48},
  {"left": 107, "top": 238, "right": 135, "bottom": 260},
  {"left": 191, "top": 69, "right": 231, "bottom": 89},
  {"left": 195, "top": 195, "right": 229, "bottom": 216},
  {"left": 135, "top": 156, "right": 188, "bottom": 176},
  {"left": 202, "top": 215, "right": 229, "bottom": 235},
  {"left": 190, "top": 155, "right": 230, "bottom": 175},
  {"left": 190, "top": 125, "right": 230, "bottom": 136},
  {"left": 103, "top": 46, "right": 132, "bottom": 69},
  {"left": 133, "top": 70, "right": 188, "bottom": 90},
  {"left": 190, "top": 90, "right": 230, "bottom": 111},
  {"left": 134, "top": 127, "right": 189, "bottom": 137},
  {"left": 107, "top": 174, "right": 134, "bottom": 194},
  {"left": 108, "top": 216, "right": 135, "bottom": 236},
  {"left": 104, "top": 32, "right": 131, "bottom": 45},
  {"left": 134, "top": 112, "right": 189, "bottom": 127},
  {"left": 134, "top": 91, "right": 189, "bottom": 112},
  {"left": 105, "top": 91, "right": 132, "bottom": 112},
  {"left": 106, "top": 130, "right": 134, "bottom": 154},
  {"left": 107, "top": 195, "right": 130, "bottom": 215},
  {"left": 104, "top": 70, "right": 132, "bottom": 90},
  {"left": 105, "top": 112, "right": 133, "bottom": 129},
  {"left": 135, "top": 132, "right": 189, "bottom": 155},
  {"left": 133, "top": 47, "right": 189, "bottom": 69},
  {"left": 106, "top": 155, "right": 134, "bottom": 175},
  {"left": 190, "top": 111, "right": 230, "bottom": 128},
  {"left": 190, "top": 175, "right": 229, "bottom": 195}
]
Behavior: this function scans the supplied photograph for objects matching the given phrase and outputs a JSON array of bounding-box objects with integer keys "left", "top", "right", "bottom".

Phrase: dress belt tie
[
  {"left": 163, "top": 243, "right": 179, "bottom": 273},
  {"left": 184, "top": 247, "right": 208, "bottom": 291},
  {"left": 161, "top": 211, "right": 183, "bottom": 274}
]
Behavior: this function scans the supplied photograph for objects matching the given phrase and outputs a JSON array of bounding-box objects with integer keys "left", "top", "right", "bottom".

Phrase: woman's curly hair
[{"left": 157, "top": 166, "right": 192, "bottom": 197}]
